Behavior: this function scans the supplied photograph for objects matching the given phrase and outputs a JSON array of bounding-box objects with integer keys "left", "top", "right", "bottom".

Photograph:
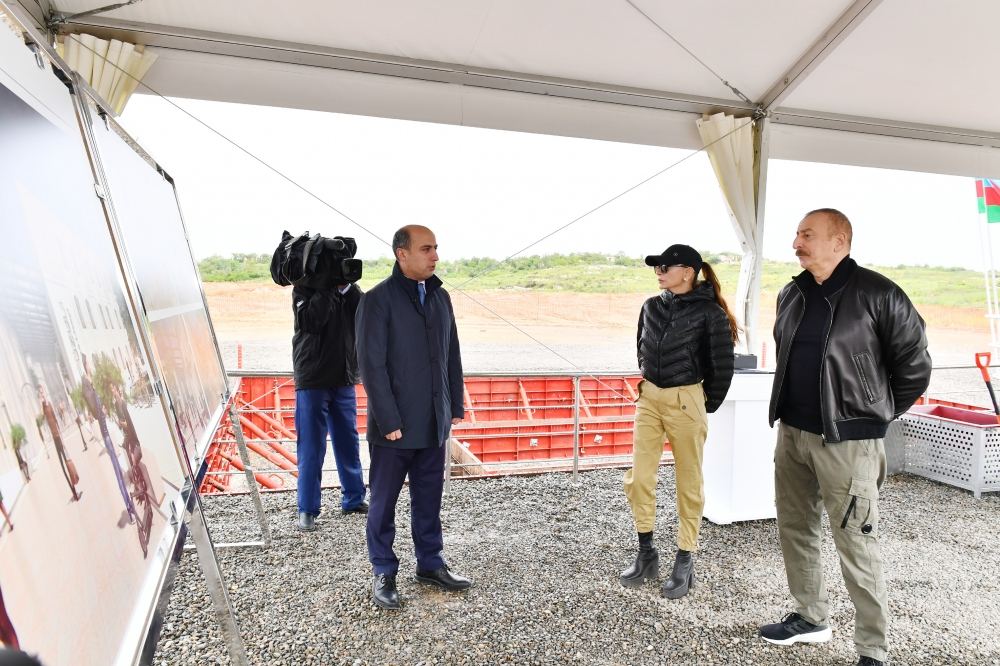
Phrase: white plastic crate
[{"left": 899, "top": 404, "right": 1000, "bottom": 499}]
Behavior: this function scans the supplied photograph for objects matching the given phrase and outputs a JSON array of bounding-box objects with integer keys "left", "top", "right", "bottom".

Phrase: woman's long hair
[{"left": 698, "top": 262, "right": 740, "bottom": 343}]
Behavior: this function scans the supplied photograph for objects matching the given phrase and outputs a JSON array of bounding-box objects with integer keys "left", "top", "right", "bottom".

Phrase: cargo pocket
[
  {"left": 678, "top": 386, "right": 706, "bottom": 424},
  {"left": 838, "top": 477, "right": 879, "bottom": 537}
]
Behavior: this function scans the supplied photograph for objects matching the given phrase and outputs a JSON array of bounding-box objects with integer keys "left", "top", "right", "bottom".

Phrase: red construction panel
[
  {"left": 204, "top": 373, "right": 661, "bottom": 491},
  {"left": 464, "top": 376, "right": 524, "bottom": 422},
  {"left": 520, "top": 377, "right": 575, "bottom": 420}
]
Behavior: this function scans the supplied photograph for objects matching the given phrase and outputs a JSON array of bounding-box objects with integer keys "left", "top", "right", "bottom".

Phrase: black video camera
[{"left": 270, "top": 231, "right": 363, "bottom": 289}]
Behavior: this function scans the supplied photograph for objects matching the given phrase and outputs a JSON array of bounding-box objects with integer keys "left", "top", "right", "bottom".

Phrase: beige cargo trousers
[
  {"left": 775, "top": 422, "right": 889, "bottom": 662},
  {"left": 624, "top": 381, "right": 709, "bottom": 552}
]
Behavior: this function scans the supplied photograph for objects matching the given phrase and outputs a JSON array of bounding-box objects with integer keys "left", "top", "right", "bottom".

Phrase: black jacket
[
  {"left": 637, "top": 281, "right": 735, "bottom": 413},
  {"left": 291, "top": 283, "right": 361, "bottom": 389},
  {"left": 356, "top": 263, "right": 464, "bottom": 449},
  {"left": 769, "top": 258, "right": 932, "bottom": 442}
]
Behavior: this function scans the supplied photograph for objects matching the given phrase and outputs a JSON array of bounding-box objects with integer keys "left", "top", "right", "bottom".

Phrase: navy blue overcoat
[{"left": 356, "top": 263, "right": 464, "bottom": 448}]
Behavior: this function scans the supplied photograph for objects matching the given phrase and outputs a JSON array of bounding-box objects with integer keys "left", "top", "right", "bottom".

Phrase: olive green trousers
[{"left": 775, "top": 423, "right": 889, "bottom": 662}]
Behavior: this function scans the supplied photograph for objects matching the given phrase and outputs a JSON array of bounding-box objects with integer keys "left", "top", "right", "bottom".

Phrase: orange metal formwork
[
  {"left": 458, "top": 375, "right": 648, "bottom": 462},
  {"left": 200, "top": 374, "right": 664, "bottom": 493}
]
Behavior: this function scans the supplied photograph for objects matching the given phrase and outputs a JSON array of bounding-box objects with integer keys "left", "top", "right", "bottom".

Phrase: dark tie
[{"left": 417, "top": 282, "right": 426, "bottom": 306}]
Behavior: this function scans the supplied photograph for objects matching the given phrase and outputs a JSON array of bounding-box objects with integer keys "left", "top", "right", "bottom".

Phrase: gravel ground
[{"left": 154, "top": 469, "right": 999, "bottom": 666}]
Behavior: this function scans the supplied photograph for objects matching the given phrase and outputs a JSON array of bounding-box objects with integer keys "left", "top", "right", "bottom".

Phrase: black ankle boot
[
  {"left": 661, "top": 550, "right": 695, "bottom": 599},
  {"left": 619, "top": 545, "right": 659, "bottom": 588}
]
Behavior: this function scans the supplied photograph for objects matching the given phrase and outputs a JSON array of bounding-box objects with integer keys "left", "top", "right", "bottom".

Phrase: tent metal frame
[{"left": 21, "top": 11, "right": 997, "bottom": 150}]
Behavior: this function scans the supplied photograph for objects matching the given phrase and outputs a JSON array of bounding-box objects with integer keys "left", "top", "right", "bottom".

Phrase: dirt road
[{"left": 204, "top": 282, "right": 990, "bottom": 375}]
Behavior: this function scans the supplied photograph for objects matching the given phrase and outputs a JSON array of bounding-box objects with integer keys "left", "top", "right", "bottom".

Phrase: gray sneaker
[{"left": 759, "top": 612, "right": 832, "bottom": 645}]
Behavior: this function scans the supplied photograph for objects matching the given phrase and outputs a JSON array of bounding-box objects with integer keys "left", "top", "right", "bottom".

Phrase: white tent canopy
[{"left": 10, "top": 0, "right": 999, "bottom": 177}]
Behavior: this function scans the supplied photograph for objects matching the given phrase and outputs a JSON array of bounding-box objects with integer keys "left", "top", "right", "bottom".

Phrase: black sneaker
[
  {"left": 858, "top": 657, "right": 885, "bottom": 666},
  {"left": 759, "top": 612, "right": 832, "bottom": 645}
]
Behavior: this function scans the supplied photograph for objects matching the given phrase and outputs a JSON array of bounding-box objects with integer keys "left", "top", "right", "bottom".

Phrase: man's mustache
[{"left": 795, "top": 250, "right": 809, "bottom": 257}]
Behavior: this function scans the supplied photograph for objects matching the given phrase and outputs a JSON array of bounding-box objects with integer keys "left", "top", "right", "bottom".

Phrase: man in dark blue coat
[{"left": 356, "top": 224, "right": 471, "bottom": 610}]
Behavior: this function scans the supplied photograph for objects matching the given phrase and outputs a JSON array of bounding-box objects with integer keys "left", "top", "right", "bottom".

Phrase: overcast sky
[{"left": 119, "top": 94, "right": 984, "bottom": 270}]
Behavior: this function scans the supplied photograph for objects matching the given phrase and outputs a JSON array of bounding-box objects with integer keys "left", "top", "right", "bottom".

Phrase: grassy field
[{"left": 200, "top": 252, "right": 986, "bottom": 309}]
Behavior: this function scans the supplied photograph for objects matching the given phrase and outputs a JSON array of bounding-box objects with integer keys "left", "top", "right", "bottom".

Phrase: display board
[
  {"left": 0, "top": 20, "right": 190, "bottom": 666},
  {"left": 82, "top": 93, "right": 229, "bottom": 469}
]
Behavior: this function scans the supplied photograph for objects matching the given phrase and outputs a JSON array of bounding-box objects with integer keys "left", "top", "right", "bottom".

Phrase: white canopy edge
[
  {"left": 140, "top": 48, "right": 707, "bottom": 151},
  {"left": 770, "top": 122, "right": 1000, "bottom": 179}
]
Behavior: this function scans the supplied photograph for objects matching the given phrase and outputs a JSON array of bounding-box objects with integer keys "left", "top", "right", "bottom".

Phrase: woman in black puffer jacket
[{"left": 619, "top": 244, "right": 738, "bottom": 599}]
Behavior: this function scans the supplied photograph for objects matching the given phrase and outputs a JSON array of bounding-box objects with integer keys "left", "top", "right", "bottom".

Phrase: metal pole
[
  {"left": 186, "top": 494, "right": 250, "bottom": 666},
  {"left": 572, "top": 375, "right": 580, "bottom": 484},
  {"left": 229, "top": 403, "right": 272, "bottom": 547}
]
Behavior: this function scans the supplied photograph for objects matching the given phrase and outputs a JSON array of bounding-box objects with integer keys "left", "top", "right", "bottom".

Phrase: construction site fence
[{"left": 200, "top": 365, "right": 994, "bottom": 495}]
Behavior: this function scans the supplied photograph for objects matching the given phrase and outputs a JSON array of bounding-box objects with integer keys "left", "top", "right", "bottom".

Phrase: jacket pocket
[
  {"left": 838, "top": 477, "right": 878, "bottom": 536},
  {"left": 851, "top": 352, "right": 884, "bottom": 405}
]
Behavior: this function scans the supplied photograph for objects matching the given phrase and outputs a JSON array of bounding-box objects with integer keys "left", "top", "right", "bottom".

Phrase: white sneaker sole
[{"left": 761, "top": 626, "right": 832, "bottom": 646}]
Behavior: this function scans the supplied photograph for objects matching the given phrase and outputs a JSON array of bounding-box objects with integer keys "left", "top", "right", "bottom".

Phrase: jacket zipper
[
  {"left": 819, "top": 295, "right": 835, "bottom": 444},
  {"left": 655, "top": 302, "right": 674, "bottom": 384},
  {"left": 773, "top": 284, "right": 807, "bottom": 417}
]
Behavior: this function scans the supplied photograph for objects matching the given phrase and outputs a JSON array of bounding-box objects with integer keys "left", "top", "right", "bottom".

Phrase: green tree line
[{"left": 199, "top": 252, "right": 985, "bottom": 308}]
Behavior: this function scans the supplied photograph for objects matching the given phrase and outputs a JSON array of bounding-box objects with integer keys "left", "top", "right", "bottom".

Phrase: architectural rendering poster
[
  {"left": 0, "top": 62, "right": 187, "bottom": 665},
  {"left": 85, "top": 99, "right": 228, "bottom": 469}
]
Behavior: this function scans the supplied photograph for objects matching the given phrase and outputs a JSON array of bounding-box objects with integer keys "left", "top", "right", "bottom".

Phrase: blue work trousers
[{"left": 295, "top": 386, "right": 366, "bottom": 514}]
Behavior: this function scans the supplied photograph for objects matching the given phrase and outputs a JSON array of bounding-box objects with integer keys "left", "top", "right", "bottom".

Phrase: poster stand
[
  {"left": 70, "top": 73, "right": 252, "bottom": 664},
  {"left": 0, "top": 3, "right": 253, "bottom": 660},
  {"left": 220, "top": 402, "right": 272, "bottom": 549}
]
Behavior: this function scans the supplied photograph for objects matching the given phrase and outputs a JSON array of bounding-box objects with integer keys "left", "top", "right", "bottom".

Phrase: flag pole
[{"left": 979, "top": 179, "right": 1000, "bottom": 352}]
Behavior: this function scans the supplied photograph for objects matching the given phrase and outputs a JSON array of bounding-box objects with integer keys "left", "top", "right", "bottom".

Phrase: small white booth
[{"left": 702, "top": 370, "right": 777, "bottom": 524}]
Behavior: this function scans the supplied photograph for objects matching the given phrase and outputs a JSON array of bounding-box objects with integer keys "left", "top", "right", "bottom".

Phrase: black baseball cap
[{"left": 644, "top": 244, "right": 703, "bottom": 273}]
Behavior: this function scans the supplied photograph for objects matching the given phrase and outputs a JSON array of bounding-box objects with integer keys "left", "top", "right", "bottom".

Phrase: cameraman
[{"left": 292, "top": 276, "right": 368, "bottom": 531}]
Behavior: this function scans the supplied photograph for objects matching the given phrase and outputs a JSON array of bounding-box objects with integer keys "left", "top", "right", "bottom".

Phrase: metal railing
[
  {"left": 206, "top": 363, "right": 998, "bottom": 492},
  {"left": 203, "top": 370, "right": 669, "bottom": 495}
]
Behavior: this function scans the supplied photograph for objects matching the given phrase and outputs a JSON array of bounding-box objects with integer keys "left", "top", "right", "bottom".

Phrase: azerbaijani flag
[{"left": 977, "top": 178, "right": 1000, "bottom": 223}]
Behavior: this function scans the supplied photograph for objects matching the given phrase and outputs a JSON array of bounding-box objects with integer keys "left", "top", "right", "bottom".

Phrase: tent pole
[{"left": 743, "top": 116, "right": 771, "bottom": 360}]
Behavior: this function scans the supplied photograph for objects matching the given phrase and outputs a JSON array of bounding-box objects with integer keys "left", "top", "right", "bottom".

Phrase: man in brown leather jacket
[{"left": 759, "top": 208, "right": 931, "bottom": 666}]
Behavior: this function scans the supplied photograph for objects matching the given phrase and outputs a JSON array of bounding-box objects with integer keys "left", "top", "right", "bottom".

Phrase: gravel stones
[{"left": 153, "top": 469, "right": 1000, "bottom": 665}]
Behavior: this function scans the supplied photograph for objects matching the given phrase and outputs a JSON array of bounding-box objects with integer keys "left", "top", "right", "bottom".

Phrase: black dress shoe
[
  {"left": 661, "top": 550, "right": 695, "bottom": 599},
  {"left": 619, "top": 545, "right": 659, "bottom": 588},
  {"left": 296, "top": 512, "right": 317, "bottom": 532},
  {"left": 342, "top": 500, "right": 369, "bottom": 515},
  {"left": 372, "top": 573, "right": 400, "bottom": 609},
  {"left": 415, "top": 565, "right": 473, "bottom": 591}
]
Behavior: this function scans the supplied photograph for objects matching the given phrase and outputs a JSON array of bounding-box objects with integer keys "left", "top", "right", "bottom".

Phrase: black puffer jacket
[
  {"left": 292, "top": 283, "right": 361, "bottom": 389},
  {"left": 637, "top": 282, "right": 735, "bottom": 412}
]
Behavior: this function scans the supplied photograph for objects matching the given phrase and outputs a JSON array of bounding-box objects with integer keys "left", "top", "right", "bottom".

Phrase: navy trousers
[
  {"left": 367, "top": 442, "right": 446, "bottom": 575},
  {"left": 295, "top": 386, "right": 367, "bottom": 514}
]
